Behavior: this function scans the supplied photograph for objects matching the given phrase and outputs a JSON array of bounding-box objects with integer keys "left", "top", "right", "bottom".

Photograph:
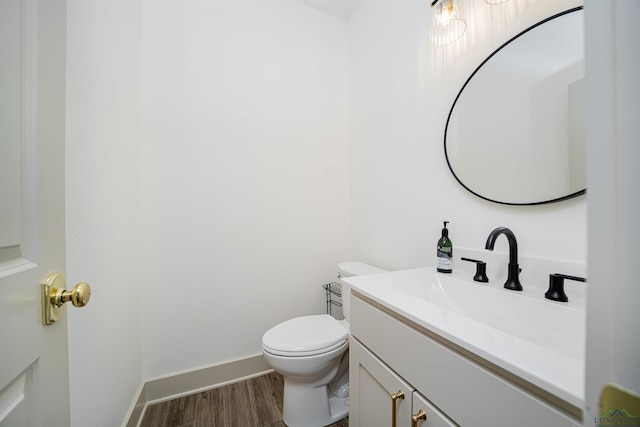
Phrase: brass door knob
[
  {"left": 53, "top": 282, "right": 91, "bottom": 307},
  {"left": 42, "top": 273, "right": 91, "bottom": 325}
]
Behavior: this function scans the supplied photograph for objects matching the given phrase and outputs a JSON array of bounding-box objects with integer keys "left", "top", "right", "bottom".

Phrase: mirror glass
[{"left": 445, "top": 8, "right": 585, "bottom": 205}]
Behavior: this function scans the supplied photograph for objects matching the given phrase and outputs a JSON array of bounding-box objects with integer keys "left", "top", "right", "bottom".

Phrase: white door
[
  {"left": 0, "top": 0, "right": 79, "bottom": 425},
  {"left": 585, "top": 1, "right": 640, "bottom": 424}
]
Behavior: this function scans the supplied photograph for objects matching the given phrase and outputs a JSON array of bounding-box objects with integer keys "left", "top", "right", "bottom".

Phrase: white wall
[
  {"left": 65, "top": 1, "right": 143, "bottom": 426},
  {"left": 138, "top": 1, "right": 351, "bottom": 379},
  {"left": 348, "top": 0, "right": 586, "bottom": 272},
  {"left": 65, "top": 0, "right": 351, "bottom": 419}
]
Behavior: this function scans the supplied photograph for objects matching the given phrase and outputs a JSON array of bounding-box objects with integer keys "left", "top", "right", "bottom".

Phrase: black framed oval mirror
[{"left": 444, "top": 7, "right": 585, "bottom": 205}]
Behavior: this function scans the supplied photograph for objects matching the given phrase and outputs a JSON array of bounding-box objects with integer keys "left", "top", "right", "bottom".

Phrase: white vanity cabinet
[
  {"left": 349, "top": 292, "right": 581, "bottom": 427},
  {"left": 350, "top": 337, "right": 455, "bottom": 427}
]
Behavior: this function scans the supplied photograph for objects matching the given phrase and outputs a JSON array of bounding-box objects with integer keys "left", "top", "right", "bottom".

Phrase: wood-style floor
[{"left": 140, "top": 372, "right": 349, "bottom": 427}]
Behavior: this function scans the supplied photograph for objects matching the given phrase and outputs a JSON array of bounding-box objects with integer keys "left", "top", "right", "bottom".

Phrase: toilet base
[
  {"left": 282, "top": 380, "right": 348, "bottom": 427},
  {"left": 328, "top": 393, "right": 349, "bottom": 423}
]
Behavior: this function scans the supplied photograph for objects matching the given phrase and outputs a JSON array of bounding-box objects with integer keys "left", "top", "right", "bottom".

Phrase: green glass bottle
[{"left": 437, "top": 221, "right": 453, "bottom": 273}]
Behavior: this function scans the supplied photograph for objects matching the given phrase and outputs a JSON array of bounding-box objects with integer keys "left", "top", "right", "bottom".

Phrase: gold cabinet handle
[
  {"left": 390, "top": 390, "right": 405, "bottom": 427},
  {"left": 411, "top": 409, "right": 427, "bottom": 427},
  {"left": 42, "top": 272, "right": 91, "bottom": 325}
]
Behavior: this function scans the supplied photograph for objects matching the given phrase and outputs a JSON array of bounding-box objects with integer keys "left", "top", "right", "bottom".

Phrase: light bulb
[{"left": 430, "top": 0, "right": 467, "bottom": 46}]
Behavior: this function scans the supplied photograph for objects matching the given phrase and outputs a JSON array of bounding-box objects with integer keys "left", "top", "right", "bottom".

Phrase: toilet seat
[{"left": 262, "top": 314, "right": 348, "bottom": 357}]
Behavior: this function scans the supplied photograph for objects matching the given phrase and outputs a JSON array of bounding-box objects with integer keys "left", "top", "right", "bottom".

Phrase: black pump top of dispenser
[{"left": 441, "top": 221, "right": 449, "bottom": 237}]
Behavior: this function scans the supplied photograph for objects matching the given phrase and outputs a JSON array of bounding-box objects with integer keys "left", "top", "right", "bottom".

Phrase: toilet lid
[{"left": 262, "top": 314, "right": 348, "bottom": 357}]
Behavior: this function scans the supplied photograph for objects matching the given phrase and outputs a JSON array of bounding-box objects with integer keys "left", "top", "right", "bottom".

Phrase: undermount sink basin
[
  {"left": 344, "top": 266, "right": 586, "bottom": 407},
  {"left": 389, "top": 271, "right": 585, "bottom": 360}
]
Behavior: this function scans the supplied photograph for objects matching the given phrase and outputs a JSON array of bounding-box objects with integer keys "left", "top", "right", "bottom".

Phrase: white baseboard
[
  {"left": 125, "top": 353, "right": 272, "bottom": 427},
  {"left": 123, "top": 382, "right": 146, "bottom": 427}
]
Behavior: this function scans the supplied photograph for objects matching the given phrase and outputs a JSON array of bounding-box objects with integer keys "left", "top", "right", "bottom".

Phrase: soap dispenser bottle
[{"left": 437, "top": 221, "right": 453, "bottom": 273}]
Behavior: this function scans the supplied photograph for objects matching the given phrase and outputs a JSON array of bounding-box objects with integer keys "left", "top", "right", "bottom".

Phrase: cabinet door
[
  {"left": 412, "top": 391, "right": 458, "bottom": 427},
  {"left": 350, "top": 337, "right": 413, "bottom": 427}
]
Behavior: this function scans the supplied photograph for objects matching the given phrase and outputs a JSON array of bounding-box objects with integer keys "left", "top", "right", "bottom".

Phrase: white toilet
[{"left": 262, "top": 262, "right": 386, "bottom": 427}]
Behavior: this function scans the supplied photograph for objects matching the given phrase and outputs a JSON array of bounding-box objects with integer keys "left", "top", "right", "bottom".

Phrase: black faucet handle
[
  {"left": 545, "top": 273, "right": 586, "bottom": 302},
  {"left": 461, "top": 258, "right": 489, "bottom": 283}
]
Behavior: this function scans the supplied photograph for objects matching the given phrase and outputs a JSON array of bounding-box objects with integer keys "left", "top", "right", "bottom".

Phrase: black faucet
[{"left": 485, "top": 227, "right": 523, "bottom": 291}]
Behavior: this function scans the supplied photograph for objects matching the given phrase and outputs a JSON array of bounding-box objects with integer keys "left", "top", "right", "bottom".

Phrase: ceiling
[{"left": 294, "top": 0, "right": 362, "bottom": 20}]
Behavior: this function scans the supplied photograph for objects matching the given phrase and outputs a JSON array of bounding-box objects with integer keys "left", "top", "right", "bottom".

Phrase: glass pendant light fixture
[{"left": 429, "top": 0, "right": 468, "bottom": 46}]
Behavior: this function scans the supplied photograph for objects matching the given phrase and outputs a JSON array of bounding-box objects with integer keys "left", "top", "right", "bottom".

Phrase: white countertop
[{"left": 344, "top": 267, "right": 585, "bottom": 408}]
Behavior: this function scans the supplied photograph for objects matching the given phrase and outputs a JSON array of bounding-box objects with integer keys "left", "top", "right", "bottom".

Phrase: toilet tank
[{"left": 338, "top": 262, "right": 387, "bottom": 322}]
